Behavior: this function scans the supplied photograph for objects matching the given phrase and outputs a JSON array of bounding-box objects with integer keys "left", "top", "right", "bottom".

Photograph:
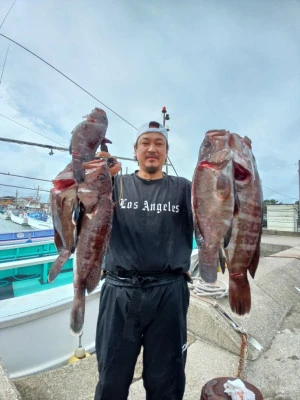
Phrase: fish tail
[
  {"left": 70, "top": 285, "right": 86, "bottom": 335},
  {"left": 198, "top": 249, "right": 218, "bottom": 283},
  {"left": 228, "top": 272, "right": 251, "bottom": 315},
  {"left": 48, "top": 249, "right": 71, "bottom": 283},
  {"left": 86, "top": 266, "right": 102, "bottom": 294},
  {"left": 199, "top": 263, "right": 218, "bottom": 283}
]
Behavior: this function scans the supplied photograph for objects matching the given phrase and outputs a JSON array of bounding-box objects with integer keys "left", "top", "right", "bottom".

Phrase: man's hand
[{"left": 96, "top": 151, "right": 122, "bottom": 177}]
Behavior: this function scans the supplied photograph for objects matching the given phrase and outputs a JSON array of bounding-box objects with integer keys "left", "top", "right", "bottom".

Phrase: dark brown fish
[
  {"left": 226, "top": 134, "right": 263, "bottom": 315},
  {"left": 48, "top": 163, "right": 80, "bottom": 283},
  {"left": 70, "top": 159, "right": 114, "bottom": 334},
  {"left": 69, "top": 107, "right": 111, "bottom": 183},
  {"left": 192, "top": 130, "right": 235, "bottom": 283}
]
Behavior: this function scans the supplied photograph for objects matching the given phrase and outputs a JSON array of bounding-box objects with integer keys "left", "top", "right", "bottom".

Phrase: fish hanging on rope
[
  {"left": 69, "top": 107, "right": 112, "bottom": 183},
  {"left": 192, "top": 130, "right": 236, "bottom": 284},
  {"left": 225, "top": 133, "right": 263, "bottom": 315}
]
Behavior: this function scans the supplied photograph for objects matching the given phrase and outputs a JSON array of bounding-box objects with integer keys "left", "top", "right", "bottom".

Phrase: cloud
[{"left": 0, "top": 0, "right": 299, "bottom": 203}]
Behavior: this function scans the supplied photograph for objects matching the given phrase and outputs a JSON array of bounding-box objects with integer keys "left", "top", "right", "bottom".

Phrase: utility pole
[
  {"left": 298, "top": 160, "right": 300, "bottom": 231},
  {"left": 162, "top": 106, "right": 170, "bottom": 174}
]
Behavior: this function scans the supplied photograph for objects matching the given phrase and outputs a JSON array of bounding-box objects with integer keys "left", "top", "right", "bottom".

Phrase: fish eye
[{"left": 204, "top": 141, "right": 211, "bottom": 148}]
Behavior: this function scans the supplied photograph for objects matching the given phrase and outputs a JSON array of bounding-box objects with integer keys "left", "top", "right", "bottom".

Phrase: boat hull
[
  {"left": 0, "top": 283, "right": 101, "bottom": 378},
  {"left": 27, "top": 215, "right": 53, "bottom": 230}
]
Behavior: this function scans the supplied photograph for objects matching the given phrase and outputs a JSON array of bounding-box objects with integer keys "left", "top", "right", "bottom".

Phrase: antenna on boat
[{"left": 162, "top": 106, "right": 170, "bottom": 175}]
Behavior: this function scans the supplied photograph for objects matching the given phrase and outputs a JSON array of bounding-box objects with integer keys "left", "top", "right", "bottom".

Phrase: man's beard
[{"left": 145, "top": 166, "right": 159, "bottom": 174}]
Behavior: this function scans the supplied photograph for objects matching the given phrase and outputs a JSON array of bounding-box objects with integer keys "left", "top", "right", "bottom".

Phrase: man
[{"left": 95, "top": 121, "right": 194, "bottom": 400}]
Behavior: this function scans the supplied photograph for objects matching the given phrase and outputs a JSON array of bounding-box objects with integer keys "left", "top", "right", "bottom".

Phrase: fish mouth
[
  {"left": 198, "top": 160, "right": 227, "bottom": 170},
  {"left": 233, "top": 162, "right": 252, "bottom": 182}
]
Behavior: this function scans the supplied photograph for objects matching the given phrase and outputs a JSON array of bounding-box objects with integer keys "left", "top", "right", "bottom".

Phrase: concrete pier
[{"left": 1, "top": 232, "right": 300, "bottom": 400}]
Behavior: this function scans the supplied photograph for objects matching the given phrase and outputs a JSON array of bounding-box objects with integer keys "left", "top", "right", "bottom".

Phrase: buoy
[{"left": 67, "top": 332, "right": 91, "bottom": 365}]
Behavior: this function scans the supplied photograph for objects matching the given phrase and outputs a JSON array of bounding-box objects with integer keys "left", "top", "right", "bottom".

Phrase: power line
[
  {"left": 262, "top": 184, "right": 298, "bottom": 201},
  {"left": 0, "top": 172, "right": 51, "bottom": 182},
  {"left": 0, "top": 43, "right": 10, "bottom": 85},
  {"left": 0, "top": 33, "right": 138, "bottom": 131},
  {"left": 0, "top": 34, "right": 179, "bottom": 176},
  {"left": 0, "top": 183, "right": 49, "bottom": 193},
  {"left": 0, "top": 113, "right": 67, "bottom": 147},
  {"left": 0, "top": 136, "right": 68, "bottom": 151},
  {"left": 0, "top": 0, "right": 17, "bottom": 29}
]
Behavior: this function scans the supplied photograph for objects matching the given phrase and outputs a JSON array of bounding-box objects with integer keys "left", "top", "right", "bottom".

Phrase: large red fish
[
  {"left": 48, "top": 163, "right": 80, "bottom": 283},
  {"left": 226, "top": 134, "right": 263, "bottom": 315},
  {"left": 192, "top": 130, "right": 235, "bottom": 283},
  {"left": 69, "top": 107, "right": 111, "bottom": 183},
  {"left": 70, "top": 159, "right": 114, "bottom": 334}
]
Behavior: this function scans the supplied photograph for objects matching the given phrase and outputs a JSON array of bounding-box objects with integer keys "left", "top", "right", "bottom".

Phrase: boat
[
  {"left": 0, "top": 228, "right": 54, "bottom": 246},
  {"left": 0, "top": 238, "right": 102, "bottom": 378},
  {"left": 8, "top": 210, "right": 29, "bottom": 226},
  {"left": 27, "top": 213, "right": 53, "bottom": 230}
]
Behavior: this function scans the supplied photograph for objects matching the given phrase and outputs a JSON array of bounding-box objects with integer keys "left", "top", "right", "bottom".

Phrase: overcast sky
[{"left": 0, "top": 0, "right": 299, "bottom": 203}]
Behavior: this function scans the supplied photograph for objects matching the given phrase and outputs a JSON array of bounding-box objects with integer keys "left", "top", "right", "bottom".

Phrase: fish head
[
  {"left": 81, "top": 159, "right": 112, "bottom": 194},
  {"left": 83, "top": 107, "right": 108, "bottom": 125},
  {"left": 197, "top": 129, "right": 232, "bottom": 170}
]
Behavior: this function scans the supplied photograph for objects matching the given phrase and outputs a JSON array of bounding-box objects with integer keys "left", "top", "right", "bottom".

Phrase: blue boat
[{"left": 0, "top": 228, "right": 54, "bottom": 246}]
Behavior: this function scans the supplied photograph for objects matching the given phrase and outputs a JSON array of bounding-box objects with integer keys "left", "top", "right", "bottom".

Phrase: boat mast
[{"left": 162, "top": 106, "right": 170, "bottom": 174}]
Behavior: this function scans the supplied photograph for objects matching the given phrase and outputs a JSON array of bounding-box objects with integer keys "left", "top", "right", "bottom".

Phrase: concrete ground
[{"left": 1, "top": 232, "right": 300, "bottom": 399}]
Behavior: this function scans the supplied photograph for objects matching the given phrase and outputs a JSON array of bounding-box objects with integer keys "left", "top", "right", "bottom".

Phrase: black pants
[{"left": 94, "top": 272, "right": 190, "bottom": 400}]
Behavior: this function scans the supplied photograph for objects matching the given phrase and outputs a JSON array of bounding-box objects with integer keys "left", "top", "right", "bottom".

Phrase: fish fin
[
  {"left": 193, "top": 217, "right": 204, "bottom": 248},
  {"left": 229, "top": 272, "right": 251, "bottom": 315},
  {"left": 70, "top": 285, "right": 86, "bottom": 335},
  {"left": 72, "top": 153, "right": 85, "bottom": 183},
  {"left": 218, "top": 246, "right": 227, "bottom": 274},
  {"left": 248, "top": 240, "right": 261, "bottom": 279},
  {"left": 72, "top": 202, "right": 82, "bottom": 224},
  {"left": 48, "top": 249, "right": 71, "bottom": 283},
  {"left": 223, "top": 225, "right": 232, "bottom": 248}
]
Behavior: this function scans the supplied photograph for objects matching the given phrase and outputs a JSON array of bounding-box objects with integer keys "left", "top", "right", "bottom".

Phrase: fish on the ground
[
  {"left": 48, "top": 163, "right": 80, "bottom": 283},
  {"left": 225, "top": 133, "right": 263, "bottom": 315},
  {"left": 192, "top": 129, "right": 235, "bottom": 283},
  {"left": 69, "top": 107, "right": 111, "bottom": 183},
  {"left": 70, "top": 159, "right": 114, "bottom": 334}
]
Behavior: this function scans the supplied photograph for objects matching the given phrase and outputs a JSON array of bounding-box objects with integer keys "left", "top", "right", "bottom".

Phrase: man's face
[{"left": 134, "top": 132, "right": 168, "bottom": 174}]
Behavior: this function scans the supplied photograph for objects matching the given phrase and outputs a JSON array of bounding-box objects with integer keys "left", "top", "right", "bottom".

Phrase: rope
[{"left": 188, "top": 277, "right": 228, "bottom": 299}]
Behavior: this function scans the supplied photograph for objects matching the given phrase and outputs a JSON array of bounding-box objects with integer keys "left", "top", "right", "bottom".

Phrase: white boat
[
  {"left": 0, "top": 240, "right": 101, "bottom": 378},
  {"left": 0, "top": 283, "right": 101, "bottom": 378},
  {"left": 27, "top": 214, "right": 53, "bottom": 230},
  {"left": 9, "top": 210, "right": 29, "bottom": 226}
]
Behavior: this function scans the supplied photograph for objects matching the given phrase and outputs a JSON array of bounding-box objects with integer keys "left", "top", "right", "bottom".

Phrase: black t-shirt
[{"left": 104, "top": 172, "right": 193, "bottom": 273}]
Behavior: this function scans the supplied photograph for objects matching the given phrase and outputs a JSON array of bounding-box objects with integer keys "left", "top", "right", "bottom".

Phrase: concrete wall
[{"left": 267, "top": 204, "right": 298, "bottom": 232}]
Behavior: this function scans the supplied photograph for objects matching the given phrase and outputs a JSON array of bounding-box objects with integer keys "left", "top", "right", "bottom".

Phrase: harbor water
[{"left": 0, "top": 214, "right": 35, "bottom": 234}]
